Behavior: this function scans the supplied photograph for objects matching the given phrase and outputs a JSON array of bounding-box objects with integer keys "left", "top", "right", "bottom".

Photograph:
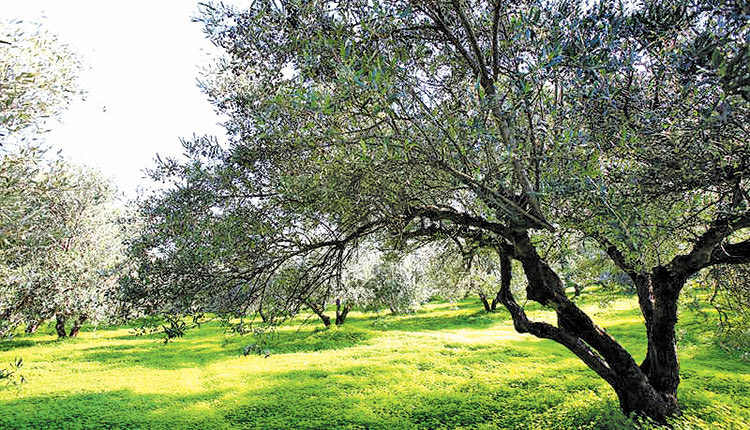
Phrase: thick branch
[
  {"left": 495, "top": 253, "right": 617, "bottom": 386},
  {"left": 707, "top": 238, "right": 750, "bottom": 266},
  {"left": 405, "top": 205, "right": 514, "bottom": 238},
  {"left": 668, "top": 213, "right": 750, "bottom": 277}
]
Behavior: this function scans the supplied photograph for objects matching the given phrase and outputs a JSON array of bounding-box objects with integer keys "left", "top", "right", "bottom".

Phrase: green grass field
[{"left": 0, "top": 297, "right": 748, "bottom": 429}]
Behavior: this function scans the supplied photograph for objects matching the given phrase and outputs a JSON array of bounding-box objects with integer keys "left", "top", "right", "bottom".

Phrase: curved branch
[
  {"left": 451, "top": 0, "right": 491, "bottom": 86},
  {"left": 708, "top": 238, "right": 750, "bottom": 266},
  {"left": 495, "top": 253, "right": 617, "bottom": 386},
  {"left": 668, "top": 213, "right": 750, "bottom": 277}
]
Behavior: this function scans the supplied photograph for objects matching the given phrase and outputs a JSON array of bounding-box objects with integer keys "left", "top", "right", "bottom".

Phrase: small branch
[{"left": 451, "top": 0, "right": 491, "bottom": 86}]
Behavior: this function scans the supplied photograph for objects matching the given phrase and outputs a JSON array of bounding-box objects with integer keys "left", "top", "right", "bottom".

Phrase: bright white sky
[{"left": 3, "top": 0, "right": 249, "bottom": 198}]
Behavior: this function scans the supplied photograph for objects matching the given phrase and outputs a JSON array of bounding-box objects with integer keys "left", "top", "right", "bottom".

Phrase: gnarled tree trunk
[
  {"left": 633, "top": 270, "right": 683, "bottom": 415},
  {"left": 69, "top": 314, "right": 88, "bottom": 337},
  {"left": 307, "top": 301, "right": 331, "bottom": 327},
  {"left": 500, "top": 234, "right": 682, "bottom": 423}
]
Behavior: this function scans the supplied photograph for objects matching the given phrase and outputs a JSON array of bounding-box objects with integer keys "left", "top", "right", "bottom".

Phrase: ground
[{"left": 0, "top": 296, "right": 748, "bottom": 429}]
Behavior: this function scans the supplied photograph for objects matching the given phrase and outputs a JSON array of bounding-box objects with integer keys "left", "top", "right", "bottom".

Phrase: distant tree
[
  {"left": 0, "top": 19, "right": 82, "bottom": 142},
  {"left": 702, "top": 263, "right": 750, "bottom": 348},
  {"left": 0, "top": 149, "right": 124, "bottom": 338},
  {"left": 132, "top": 0, "right": 749, "bottom": 422}
]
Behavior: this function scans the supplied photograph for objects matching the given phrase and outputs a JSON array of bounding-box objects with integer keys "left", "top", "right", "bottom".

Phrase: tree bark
[
  {"left": 335, "top": 299, "right": 350, "bottom": 326},
  {"left": 307, "top": 301, "right": 331, "bottom": 327},
  {"left": 490, "top": 296, "right": 499, "bottom": 311},
  {"left": 69, "top": 314, "right": 88, "bottom": 337},
  {"left": 636, "top": 269, "right": 683, "bottom": 415},
  {"left": 55, "top": 314, "right": 67, "bottom": 338},
  {"left": 478, "top": 291, "right": 492, "bottom": 312},
  {"left": 500, "top": 234, "right": 680, "bottom": 423},
  {"left": 259, "top": 308, "right": 269, "bottom": 324}
]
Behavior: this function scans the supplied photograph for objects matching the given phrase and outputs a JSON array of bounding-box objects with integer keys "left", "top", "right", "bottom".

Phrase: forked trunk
[
  {"left": 500, "top": 235, "right": 683, "bottom": 423},
  {"left": 334, "top": 299, "right": 350, "bottom": 326}
]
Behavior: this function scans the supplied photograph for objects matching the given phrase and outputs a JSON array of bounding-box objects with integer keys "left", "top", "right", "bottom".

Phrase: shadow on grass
[
  {"left": 80, "top": 342, "right": 228, "bottom": 370},
  {"left": 366, "top": 310, "right": 508, "bottom": 332},
  {"left": 0, "top": 377, "right": 629, "bottom": 430},
  {"left": 270, "top": 325, "right": 373, "bottom": 354},
  {"left": 78, "top": 325, "right": 374, "bottom": 370},
  {"left": 0, "top": 339, "right": 40, "bottom": 352},
  {"left": 220, "top": 360, "right": 633, "bottom": 430},
  {"left": 0, "top": 337, "right": 70, "bottom": 352},
  {"left": 2, "top": 310, "right": 747, "bottom": 430},
  {"left": 0, "top": 389, "right": 228, "bottom": 430}
]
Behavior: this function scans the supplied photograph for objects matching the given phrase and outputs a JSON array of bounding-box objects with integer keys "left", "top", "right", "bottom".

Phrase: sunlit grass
[{"left": 0, "top": 298, "right": 748, "bottom": 429}]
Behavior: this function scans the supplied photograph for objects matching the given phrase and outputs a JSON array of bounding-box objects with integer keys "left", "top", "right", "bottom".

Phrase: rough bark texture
[
  {"left": 307, "top": 301, "right": 331, "bottom": 327},
  {"left": 499, "top": 233, "right": 680, "bottom": 422},
  {"left": 55, "top": 314, "right": 67, "bottom": 338},
  {"left": 636, "top": 270, "right": 683, "bottom": 414}
]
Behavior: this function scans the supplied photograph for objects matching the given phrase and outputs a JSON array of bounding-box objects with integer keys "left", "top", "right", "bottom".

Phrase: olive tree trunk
[
  {"left": 334, "top": 299, "right": 350, "bottom": 326},
  {"left": 499, "top": 234, "right": 682, "bottom": 423},
  {"left": 69, "top": 314, "right": 88, "bottom": 337},
  {"left": 306, "top": 301, "right": 331, "bottom": 327},
  {"left": 55, "top": 313, "right": 67, "bottom": 338}
]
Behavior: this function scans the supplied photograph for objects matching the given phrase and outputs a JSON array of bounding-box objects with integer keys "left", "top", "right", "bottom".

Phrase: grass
[{"left": 0, "top": 297, "right": 748, "bottom": 429}]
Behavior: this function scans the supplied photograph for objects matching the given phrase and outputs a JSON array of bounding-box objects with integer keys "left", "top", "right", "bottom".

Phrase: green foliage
[
  {"left": 131, "top": 314, "right": 209, "bottom": 344},
  {"left": 0, "top": 357, "right": 24, "bottom": 386},
  {"left": 0, "top": 19, "right": 82, "bottom": 141},
  {"left": 0, "top": 147, "right": 126, "bottom": 338},
  {"left": 132, "top": 0, "right": 750, "bottom": 419},
  {"left": 242, "top": 325, "right": 275, "bottom": 357}
]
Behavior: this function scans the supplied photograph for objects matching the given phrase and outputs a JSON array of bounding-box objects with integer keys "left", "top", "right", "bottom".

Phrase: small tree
[{"left": 0, "top": 149, "right": 125, "bottom": 338}]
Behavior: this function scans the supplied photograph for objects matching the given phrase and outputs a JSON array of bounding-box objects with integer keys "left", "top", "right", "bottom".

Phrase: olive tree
[
  {"left": 0, "top": 149, "right": 125, "bottom": 338},
  {"left": 133, "top": 0, "right": 749, "bottom": 422}
]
